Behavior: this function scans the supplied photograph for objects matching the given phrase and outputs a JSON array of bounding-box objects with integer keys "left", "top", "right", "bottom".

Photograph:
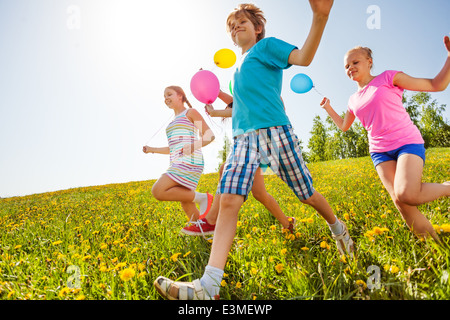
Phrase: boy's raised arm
[{"left": 288, "top": 0, "right": 333, "bottom": 66}]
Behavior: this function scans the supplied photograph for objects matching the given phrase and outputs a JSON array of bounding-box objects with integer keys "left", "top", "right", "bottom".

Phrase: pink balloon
[{"left": 190, "top": 70, "right": 220, "bottom": 104}]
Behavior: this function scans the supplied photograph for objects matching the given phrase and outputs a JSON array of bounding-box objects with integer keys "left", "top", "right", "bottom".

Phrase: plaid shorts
[{"left": 218, "top": 125, "right": 315, "bottom": 201}]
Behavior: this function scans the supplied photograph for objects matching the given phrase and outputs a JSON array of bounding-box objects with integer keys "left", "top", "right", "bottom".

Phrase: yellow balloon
[{"left": 214, "top": 49, "right": 237, "bottom": 69}]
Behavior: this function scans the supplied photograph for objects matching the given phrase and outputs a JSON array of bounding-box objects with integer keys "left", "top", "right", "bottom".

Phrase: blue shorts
[
  {"left": 218, "top": 125, "right": 315, "bottom": 201},
  {"left": 370, "top": 143, "right": 426, "bottom": 167}
]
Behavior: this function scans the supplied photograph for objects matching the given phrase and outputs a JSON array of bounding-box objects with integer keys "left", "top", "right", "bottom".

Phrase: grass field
[{"left": 0, "top": 148, "right": 449, "bottom": 300}]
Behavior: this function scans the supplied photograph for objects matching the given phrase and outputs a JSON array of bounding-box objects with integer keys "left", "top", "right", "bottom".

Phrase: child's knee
[
  {"left": 220, "top": 194, "right": 244, "bottom": 211},
  {"left": 151, "top": 184, "right": 164, "bottom": 201},
  {"left": 395, "top": 188, "right": 418, "bottom": 206},
  {"left": 300, "top": 191, "right": 318, "bottom": 206},
  {"left": 251, "top": 189, "right": 267, "bottom": 202}
]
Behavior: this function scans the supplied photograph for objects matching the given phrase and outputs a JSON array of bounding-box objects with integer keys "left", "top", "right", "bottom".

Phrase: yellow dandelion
[
  {"left": 355, "top": 280, "right": 367, "bottom": 289},
  {"left": 251, "top": 268, "right": 258, "bottom": 275},
  {"left": 220, "top": 280, "right": 227, "bottom": 287},
  {"left": 120, "top": 268, "right": 135, "bottom": 282},
  {"left": 130, "top": 247, "right": 139, "bottom": 254},
  {"left": 270, "top": 225, "right": 277, "bottom": 231},
  {"left": 390, "top": 265, "right": 399, "bottom": 274},
  {"left": 343, "top": 213, "right": 350, "bottom": 220},
  {"left": 373, "top": 227, "right": 383, "bottom": 235},
  {"left": 235, "top": 282, "right": 242, "bottom": 289},
  {"left": 138, "top": 271, "right": 146, "bottom": 278},
  {"left": 58, "top": 287, "right": 72, "bottom": 297},
  {"left": 306, "top": 218, "right": 314, "bottom": 224},
  {"left": 52, "top": 240, "right": 62, "bottom": 246},
  {"left": 170, "top": 253, "right": 181, "bottom": 262},
  {"left": 275, "top": 263, "right": 284, "bottom": 274},
  {"left": 301, "top": 247, "right": 309, "bottom": 251},
  {"left": 14, "top": 245, "right": 22, "bottom": 250},
  {"left": 280, "top": 248, "right": 287, "bottom": 255}
]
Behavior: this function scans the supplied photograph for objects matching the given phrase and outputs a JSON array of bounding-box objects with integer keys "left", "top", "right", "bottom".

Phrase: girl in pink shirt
[{"left": 321, "top": 36, "right": 450, "bottom": 241}]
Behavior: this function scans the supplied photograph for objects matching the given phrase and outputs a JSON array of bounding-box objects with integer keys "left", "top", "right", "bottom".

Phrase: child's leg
[
  {"left": 395, "top": 154, "right": 450, "bottom": 206},
  {"left": 251, "top": 168, "right": 290, "bottom": 228},
  {"left": 152, "top": 174, "right": 202, "bottom": 220},
  {"left": 203, "top": 163, "right": 226, "bottom": 225},
  {"left": 152, "top": 174, "right": 195, "bottom": 202},
  {"left": 207, "top": 193, "right": 245, "bottom": 270},
  {"left": 376, "top": 160, "right": 439, "bottom": 241},
  {"left": 180, "top": 201, "right": 200, "bottom": 221},
  {"left": 300, "top": 191, "right": 337, "bottom": 225}
]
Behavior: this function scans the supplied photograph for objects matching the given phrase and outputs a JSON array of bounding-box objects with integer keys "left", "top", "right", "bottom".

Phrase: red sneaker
[
  {"left": 181, "top": 218, "right": 215, "bottom": 236},
  {"left": 199, "top": 193, "right": 214, "bottom": 220}
]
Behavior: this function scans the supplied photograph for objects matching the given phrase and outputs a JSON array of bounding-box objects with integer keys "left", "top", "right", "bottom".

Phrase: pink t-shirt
[{"left": 347, "top": 70, "right": 424, "bottom": 153}]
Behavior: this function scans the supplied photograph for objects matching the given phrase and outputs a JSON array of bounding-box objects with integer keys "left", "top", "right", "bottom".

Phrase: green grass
[{"left": 0, "top": 148, "right": 449, "bottom": 300}]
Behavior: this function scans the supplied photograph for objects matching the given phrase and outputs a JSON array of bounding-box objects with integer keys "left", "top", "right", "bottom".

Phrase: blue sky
[{"left": 0, "top": 0, "right": 449, "bottom": 197}]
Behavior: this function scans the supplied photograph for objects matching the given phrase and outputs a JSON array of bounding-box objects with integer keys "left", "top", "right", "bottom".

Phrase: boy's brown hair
[{"left": 226, "top": 3, "right": 266, "bottom": 43}]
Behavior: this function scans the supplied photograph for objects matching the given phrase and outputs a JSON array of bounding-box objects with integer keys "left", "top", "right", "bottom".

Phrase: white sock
[
  {"left": 328, "top": 216, "right": 344, "bottom": 235},
  {"left": 193, "top": 192, "right": 208, "bottom": 215},
  {"left": 199, "top": 265, "right": 224, "bottom": 298}
]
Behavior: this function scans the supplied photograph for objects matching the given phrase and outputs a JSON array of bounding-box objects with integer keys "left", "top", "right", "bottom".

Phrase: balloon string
[
  {"left": 313, "top": 86, "right": 325, "bottom": 98},
  {"left": 145, "top": 114, "right": 173, "bottom": 146},
  {"left": 206, "top": 113, "right": 225, "bottom": 134}
]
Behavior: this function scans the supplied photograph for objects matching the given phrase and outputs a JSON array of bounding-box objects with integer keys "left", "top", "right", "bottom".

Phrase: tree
[
  {"left": 217, "top": 134, "right": 232, "bottom": 171},
  {"left": 307, "top": 115, "right": 328, "bottom": 162},
  {"left": 404, "top": 92, "right": 450, "bottom": 148}
]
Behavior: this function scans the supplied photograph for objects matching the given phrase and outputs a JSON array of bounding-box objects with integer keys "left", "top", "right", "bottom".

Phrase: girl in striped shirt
[{"left": 143, "top": 86, "right": 215, "bottom": 228}]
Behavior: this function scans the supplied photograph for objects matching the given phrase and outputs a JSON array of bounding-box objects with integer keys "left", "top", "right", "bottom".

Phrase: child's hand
[
  {"left": 205, "top": 104, "right": 214, "bottom": 115},
  {"left": 320, "top": 97, "right": 331, "bottom": 109},
  {"left": 309, "top": 0, "right": 334, "bottom": 17},
  {"left": 182, "top": 143, "right": 194, "bottom": 156},
  {"left": 143, "top": 146, "right": 152, "bottom": 154}
]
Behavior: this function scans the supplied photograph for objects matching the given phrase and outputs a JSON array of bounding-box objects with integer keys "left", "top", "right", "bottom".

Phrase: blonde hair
[
  {"left": 226, "top": 3, "right": 266, "bottom": 43},
  {"left": 165, "top": 86, "right": 192, "bottom": 108},
  {"left": 347, "top": 46, "right": 374, "bottom": 70}
]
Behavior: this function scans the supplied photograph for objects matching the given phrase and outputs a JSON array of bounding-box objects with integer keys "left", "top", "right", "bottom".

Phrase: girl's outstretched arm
[
  {"left": 394, "top": 36, "right": 450, "bottom": 92},
  {"left": 288, "top": 0, "right": 333, "bottom": 66},
  {"left": 320, "top": 97, "right": 355, "bottom": 132},
  {"left": 143, "top": 146, "right": 170, "bottom": 154}
]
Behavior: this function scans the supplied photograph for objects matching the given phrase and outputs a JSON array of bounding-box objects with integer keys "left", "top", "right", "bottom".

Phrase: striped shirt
[{"left": 165, "top": 109, "right": 204, "bottom": 190}]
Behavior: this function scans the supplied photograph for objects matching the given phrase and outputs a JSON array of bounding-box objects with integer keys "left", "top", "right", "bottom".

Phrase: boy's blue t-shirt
[{"left": 232, "top": 37, "right": 297, "bottom": 137}]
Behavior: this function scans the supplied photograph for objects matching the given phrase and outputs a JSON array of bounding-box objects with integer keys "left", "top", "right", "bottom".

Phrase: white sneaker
[{"left": 332, "top": 220, "right": 355, "bottom": 258}]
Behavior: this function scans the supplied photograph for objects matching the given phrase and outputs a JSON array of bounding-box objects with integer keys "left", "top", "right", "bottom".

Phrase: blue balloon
[{"left": 290, "top": 73, "right": 314, "bottom": 94}]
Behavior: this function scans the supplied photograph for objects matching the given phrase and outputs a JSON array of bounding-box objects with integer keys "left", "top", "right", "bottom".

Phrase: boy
[{"left": 154, "top": 0, "right": 354, "bottom": 300}]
